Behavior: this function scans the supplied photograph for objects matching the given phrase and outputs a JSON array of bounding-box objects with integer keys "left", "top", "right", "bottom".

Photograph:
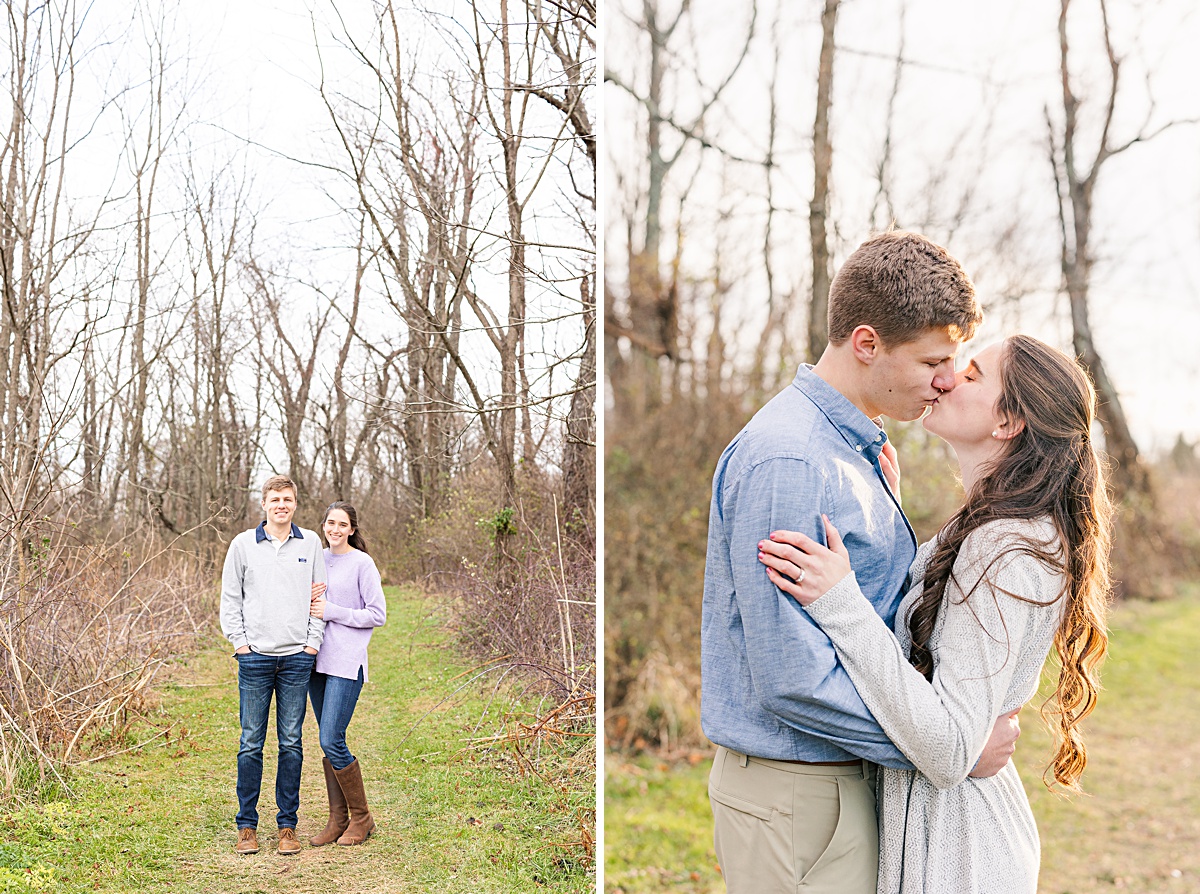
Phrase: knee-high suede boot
[
  {"left": 332, "top": 758, "right": 376, "bottom": 846},
  {"left": 310, "top": 757, "right": 349, "bottom": 846}
]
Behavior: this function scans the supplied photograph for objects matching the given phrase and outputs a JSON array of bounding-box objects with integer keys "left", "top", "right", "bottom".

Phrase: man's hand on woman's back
[{"left": 970, "top": 708, "right": 1021, "bottom": 777}]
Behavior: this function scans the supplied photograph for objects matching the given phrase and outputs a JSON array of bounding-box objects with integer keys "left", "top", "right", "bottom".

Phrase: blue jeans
[
  {"left": 235, "top": 650, "right": 314, "bottom": 829},
  {"left": 308, "top": 667, "right": 364, "bottom": 771}
]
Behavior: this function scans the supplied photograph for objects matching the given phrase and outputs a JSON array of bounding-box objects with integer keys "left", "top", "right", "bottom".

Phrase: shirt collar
[
  {"left": 255, "top": 521, "right": 304, "bottom": 543},
  {"left": 791, "top": 364, "right": 888, "bottom": 463}
]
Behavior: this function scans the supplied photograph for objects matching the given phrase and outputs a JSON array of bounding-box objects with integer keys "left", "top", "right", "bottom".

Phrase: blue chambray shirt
[{"left": 700, "top": 364, "right": 917, "bottom": 767}]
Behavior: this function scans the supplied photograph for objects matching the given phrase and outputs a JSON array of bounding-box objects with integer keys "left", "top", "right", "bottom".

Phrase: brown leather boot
[
  {"left": 332, "top": 759, "right": 375, "bottom": 846},
  {"left": 310, "top": 757, "right": 349, "bottom": 846},
  {"left": 277, "top": 827, "right": 302, "bottom": 855},
  {"left": 235, "top": 827, "right": 259, "bottom": 855}
]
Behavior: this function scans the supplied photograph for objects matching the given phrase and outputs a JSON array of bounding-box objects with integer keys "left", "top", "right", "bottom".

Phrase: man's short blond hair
[
  {"left": 827, "top": 231, "right": 982, "bottom": 347},
  {"left": 261, "top": 474, "right": 299, "bottom": 502}
]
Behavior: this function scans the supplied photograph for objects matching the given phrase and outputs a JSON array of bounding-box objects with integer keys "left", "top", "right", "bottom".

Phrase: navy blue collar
[
  {"left": 255, "top": 521, "right": 304, "bottom": 543},
  {"left": 791, "top": 364, "right": 888, "bottom": 464}
]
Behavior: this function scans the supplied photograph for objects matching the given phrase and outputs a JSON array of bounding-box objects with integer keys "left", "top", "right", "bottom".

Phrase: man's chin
[{"left": 886, "top": 406, "right": 928, "bottom": 423}]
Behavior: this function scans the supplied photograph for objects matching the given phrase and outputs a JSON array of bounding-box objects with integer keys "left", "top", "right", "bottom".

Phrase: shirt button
[
  {"left": 855, "top": 445, "right": 863, "bottom": 452},
  {"left": 876, "top": 434, "right": 883, "bottom": 441}
]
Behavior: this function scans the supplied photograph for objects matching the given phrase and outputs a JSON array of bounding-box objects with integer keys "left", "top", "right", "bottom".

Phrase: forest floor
[
  {"left": 1, "top": 587, "right": 595, "bottom": 894},
  {"left": 605, "top": 583, "right": 1200, "bottom": 894}
]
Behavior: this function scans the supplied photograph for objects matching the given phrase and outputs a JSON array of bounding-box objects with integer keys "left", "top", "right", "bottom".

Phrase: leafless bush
[
  {"left": 607, "top": 649, "right": 701, "bottom": 754},
  {"left": 390, "top": 458, "right": 596, "bottom": 703},
  {"left": 382, "top": 466, "right": 500, "bottom": 585},
  {"left": 467, "top": 689, "right": 596, "bottom": 868},
  {"left": 410, "top": 466, "right": 596, "bottom": 866},
  {"left": 0, "top": 516, "right": 214, "bottom": 801},
  {"left": 604, "top": 387, "right": 752, "bottom": 736},
  {"left": 453, "top": 497, "right": 596, "bottom": 703},
  {"left": 1107, "top": 459, "right": 1200, "bottom": 600}
]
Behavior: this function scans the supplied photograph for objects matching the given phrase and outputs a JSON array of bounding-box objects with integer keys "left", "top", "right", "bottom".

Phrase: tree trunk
[
  {"left": 1053, "top": 0, "right": 1148, "bottom": 502},
  {"left": 563, "top": 272, "right": 596, "bottom": 537},
  {"left": 807, "top": 0, "right": 839, "bottom": 363}
]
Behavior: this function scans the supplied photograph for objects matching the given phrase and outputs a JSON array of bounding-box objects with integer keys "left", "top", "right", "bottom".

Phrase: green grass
[
  {"left": 1021, "top": 586, "right": 1200, "bottom": 894},
  {"left": 604, "top": 586, "right": 1200, "bottom": 894},
  {"left": 1, "top": 587, "right": 594, "bottom": 894},
  {"left": 603, "top": 755, "right": 716, "bottom": 894}
]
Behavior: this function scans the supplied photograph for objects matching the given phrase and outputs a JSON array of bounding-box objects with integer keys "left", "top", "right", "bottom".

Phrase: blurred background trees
[{"left": 605, "top": 0, "right": 1200, "bottom": 752}]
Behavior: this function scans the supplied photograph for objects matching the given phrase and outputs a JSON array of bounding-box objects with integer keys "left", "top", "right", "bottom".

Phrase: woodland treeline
[
  {"left": 604, "top": 0, "right": 1200, "bottom": 752},
  {"left": 0, "top": 0, "right": 595, "bottom": 797}
]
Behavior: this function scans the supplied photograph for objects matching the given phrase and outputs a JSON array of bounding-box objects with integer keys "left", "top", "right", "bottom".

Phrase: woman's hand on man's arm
[{"left": 758, "top": 515, "right": 853, "bottom": 607}]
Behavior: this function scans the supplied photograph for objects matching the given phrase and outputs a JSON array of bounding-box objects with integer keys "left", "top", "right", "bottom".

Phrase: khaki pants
[{"left": 709, "top": 745, "right": 879, "bottom": 894}]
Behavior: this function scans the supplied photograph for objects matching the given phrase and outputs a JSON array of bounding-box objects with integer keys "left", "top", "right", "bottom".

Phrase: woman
[
  {"left": 758, "top": 335, "right": 1112, "bottom": 893},
  {"left": 308, "top": 501, "right": 387, "bottom": 847}
]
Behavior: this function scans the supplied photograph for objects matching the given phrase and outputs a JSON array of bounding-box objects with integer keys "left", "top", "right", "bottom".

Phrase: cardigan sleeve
[
  {"left": 804, "top": 521, "right": 1060, "bottom": 789},
  {"left": 322, "top": 554, "right": 387, "bottom": 629}
]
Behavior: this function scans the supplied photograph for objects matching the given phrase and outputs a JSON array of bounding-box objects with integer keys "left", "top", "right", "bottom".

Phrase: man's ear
[{"left": 849, "top": 325, "right": 882, "bottom": 364}]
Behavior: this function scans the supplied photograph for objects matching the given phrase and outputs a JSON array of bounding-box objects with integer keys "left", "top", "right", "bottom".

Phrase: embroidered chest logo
[{"left": 298, "top": 557, "right": 308, "bottom": 563}]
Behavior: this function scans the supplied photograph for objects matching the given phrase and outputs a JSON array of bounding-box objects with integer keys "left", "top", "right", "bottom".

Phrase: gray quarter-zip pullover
[{"left": 220, "top": 521, "right": 327, "bottom": 655}]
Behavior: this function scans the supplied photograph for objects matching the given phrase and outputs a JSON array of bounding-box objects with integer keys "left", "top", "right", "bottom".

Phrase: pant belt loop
[{"left": 738, "top": 752, "right": 749, "bottom": 768}]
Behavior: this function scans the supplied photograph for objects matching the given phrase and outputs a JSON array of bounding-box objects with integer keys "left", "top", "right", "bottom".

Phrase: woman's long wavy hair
[
  {"left": 322, "top": 501, "right": 370, "bottom": 554},
  {"left": 906, "top": 335, "right": 1113, "bottom": 791}
]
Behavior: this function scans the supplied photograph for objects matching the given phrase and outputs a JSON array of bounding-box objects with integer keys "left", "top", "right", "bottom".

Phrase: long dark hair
[
  {"left": 907, "top": 335, "right": 1113, "bottom": 790},
  {"left": 322, "top": 501, "right": 369, "bottom": 554}
]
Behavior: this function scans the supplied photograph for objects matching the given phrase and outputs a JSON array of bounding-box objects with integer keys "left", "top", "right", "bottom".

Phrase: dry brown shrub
[
  {"left": 1108, "top": 460, "right": 1200, "bottom": 600},
  {"left": 465, "top": 689, "right": 596, "bottom": 867},
  {"left": 604, "top": 387, "right": 751, "bottom": 733},
  {"left": 396, "top": 462, "right": 596, "bottom": 696},
  {"left": 406, "top": 466, "right": 597, "bottom": 869},
  {"left": 0, "top": 516, "right": 213, "bottom": 801},
  {"left": 606, "top": 649, "right": 702, "bottom": 753}
]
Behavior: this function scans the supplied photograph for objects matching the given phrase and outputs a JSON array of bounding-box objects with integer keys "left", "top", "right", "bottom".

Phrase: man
[
  {"left": 220, "top": 475, "right": 327, "bottom": 856},
  {"left": 701, "top": 231, "right": 1020, "bottom": 893}
]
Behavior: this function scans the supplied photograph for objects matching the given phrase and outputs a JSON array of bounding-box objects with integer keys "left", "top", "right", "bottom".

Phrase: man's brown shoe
[
  {"left": 277, "top": 827, "right": 302, "bottom": 856},
  {"left": 235, "top": 827, "right": 259, "bottom": 855}
]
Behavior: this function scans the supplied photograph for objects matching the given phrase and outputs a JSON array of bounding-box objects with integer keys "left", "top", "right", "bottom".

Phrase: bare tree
[
  {"left": 1047, "top": 0, "right": 1187, "bottom": 499},
  {"left": 0, "top": 0, "right": 116, "bottom": 562},
  {"left": 317, "top": 4, "right": 481, "bottom": 518},
  {"left": 522, "top": 0, "right": 597, "bottom": 528},
  {"left": 563, "top": 271, "right": 596, "bottom": 530},
  {"left": 807, "top": 0, "right": 839, "bottom": 363},
  {"left": 244, "top": 260, "right": 331, "bottom": 502},
  {"left": 319, "top": 0, "right": 593, "bottom": 536},
  {"left": 470, "top": 0, "right": 544, "bottom": 505},
  {"left": 151, "top": 157, "right": 258, "bottom": 539},
  {"left": 604, "top": 0, "right": 758, "bottom": 423},
  {"left": 312, "top": 214, "right": 376, "bottom": 504},
  {"left": 116, "top": 4, "right": 187, "bottom": 525}
]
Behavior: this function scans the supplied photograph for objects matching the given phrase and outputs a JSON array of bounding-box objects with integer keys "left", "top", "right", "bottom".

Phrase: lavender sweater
[{"left": 315, "top": 548, "right": 387, "bottom": 682}]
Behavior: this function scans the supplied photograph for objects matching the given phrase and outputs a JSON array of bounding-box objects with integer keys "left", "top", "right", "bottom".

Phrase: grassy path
[
  {"left": 604, "top": 585, "right": 1200, "bottom": 894},
  {"left": 1, "top": 586, "right": 594, "bottom": 893}
]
